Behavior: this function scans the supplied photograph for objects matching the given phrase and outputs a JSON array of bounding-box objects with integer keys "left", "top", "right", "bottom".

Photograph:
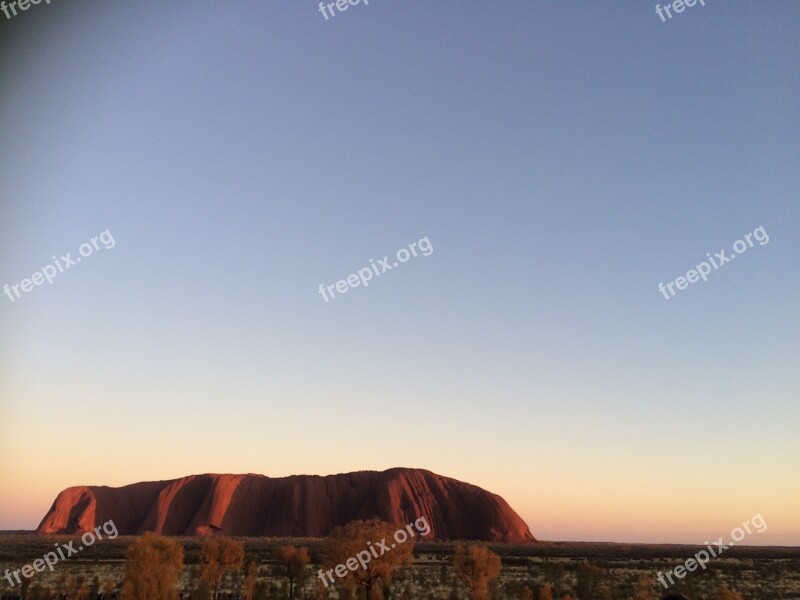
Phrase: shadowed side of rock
[{"left": 36, "top": 468, "right": 535, "bottom": 543}]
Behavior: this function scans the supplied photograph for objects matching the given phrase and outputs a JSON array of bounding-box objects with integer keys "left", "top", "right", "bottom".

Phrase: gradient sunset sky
[{"left": 1, "top": 0, "right": 798, "bottom": 545}]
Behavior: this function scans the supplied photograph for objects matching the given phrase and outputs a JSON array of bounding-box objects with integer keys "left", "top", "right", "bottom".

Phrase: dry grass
[{"left": 1, "top": 534, "right": 799, "bottom": 598}]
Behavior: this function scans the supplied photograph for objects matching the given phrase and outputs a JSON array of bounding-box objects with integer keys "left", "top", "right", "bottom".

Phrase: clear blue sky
[{"left": 1, "top": 0, "right": 798, "bottom": 544}]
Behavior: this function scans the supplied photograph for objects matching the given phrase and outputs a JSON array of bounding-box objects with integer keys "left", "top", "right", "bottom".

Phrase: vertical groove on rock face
[{"left": 36, "top": 468, "right": 535, "bottom": 543}]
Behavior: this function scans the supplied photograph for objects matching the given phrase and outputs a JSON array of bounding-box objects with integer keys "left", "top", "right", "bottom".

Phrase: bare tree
[
  {"left": 278, "top": 545, "right": 310, "bottom": 598},
  {"left": 575, "top": 563, "right": 607, "bottom": 600}
]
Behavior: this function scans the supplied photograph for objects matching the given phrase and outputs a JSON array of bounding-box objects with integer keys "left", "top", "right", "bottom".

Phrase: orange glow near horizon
[{"left": 2, "top": 457, "right": 798, "bottom": 546}]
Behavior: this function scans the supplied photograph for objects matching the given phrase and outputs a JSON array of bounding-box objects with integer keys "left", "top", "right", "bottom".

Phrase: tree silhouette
[
  {"left": 716, "top": 586, "right": 744, "bottom": 600},
  {"left": 322, "top": 518, "right": 414, "bottom": 600},
  {"left": 575, "top": 563, "right": 606, "bottom": 600},
  {"left": 103, "top": 578, "right": 117, "bottom": 599},
  {"left": 633, "top": 575, "right": 659, "bottom": 600},
  {"left": 76, "top": 580, "right": 91, "bottom": 600},
  {"left": 278, "top": 545, "right": 310, "bottom": 598},
  {"left": 244, "top": 561, "right": 259, "bottom": 600},
  {"left": 199, "top": 537, "right": 245, "bottom": 599},
  {"left": 520, "top": 584, "right": 534, "bottom": 600},
  {"left": 27, "top": 582, "right": 43, "bottom": 600},
  {"left": 122, "top": 533, "right": 184, "bottom": 600},
  {"left": 452, "top": 544, "right": 501, "bottom": 600}
]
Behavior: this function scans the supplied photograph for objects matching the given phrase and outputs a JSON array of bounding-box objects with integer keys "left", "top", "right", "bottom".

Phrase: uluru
[{"left": 37, "top": 468, "right": 535, "bottom": 543}]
